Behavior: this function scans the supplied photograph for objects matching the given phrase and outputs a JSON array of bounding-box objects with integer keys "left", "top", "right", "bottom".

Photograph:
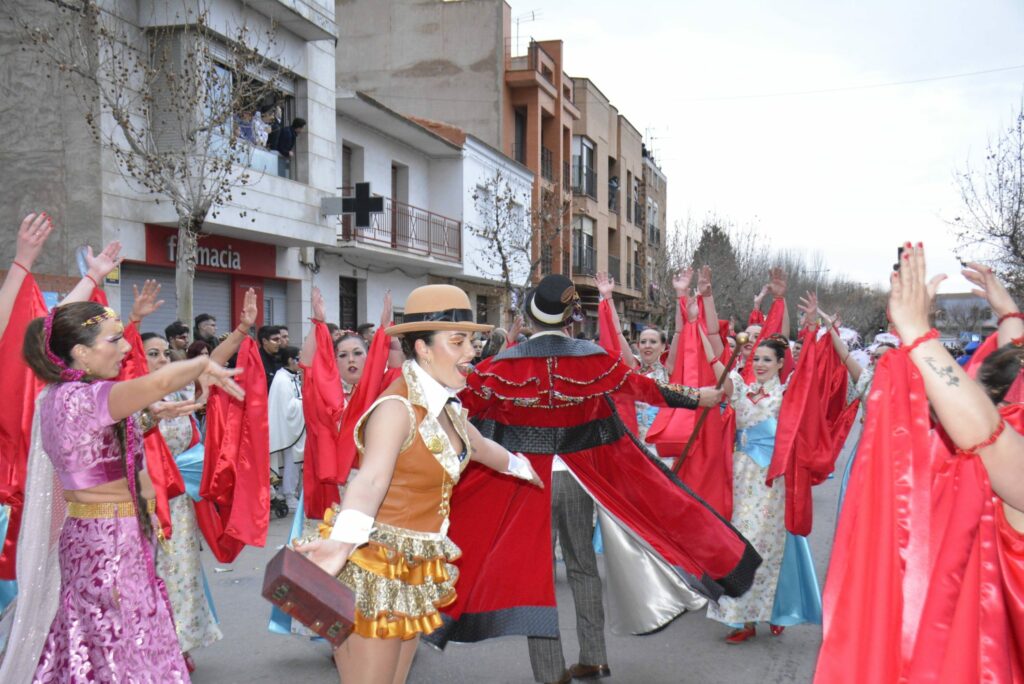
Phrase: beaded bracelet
[
  {"left": 955, "top": 419, "right": 1006, "bottom": 457},
  {"left": 903, "top": 328, "right": 939, "bottom": 354},
  {"left": 997, "top": 312, "right": 1024, "bottom": 326}
]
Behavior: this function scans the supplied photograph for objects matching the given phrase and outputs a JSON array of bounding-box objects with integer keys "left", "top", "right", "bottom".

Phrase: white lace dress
[
  {"left": 155, "top": 391, "right": 223, "bottom": 653},
  {"left": 707, "top": 373, "right": 787, "bottom": 625}
]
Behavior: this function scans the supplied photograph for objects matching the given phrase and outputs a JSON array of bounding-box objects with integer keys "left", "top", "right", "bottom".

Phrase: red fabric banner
[
  {"left": 300, "top": 322, "right": 345, "bottom": 519},
  {"left": 815, "top": 353, "right": 1024, "bottom": 683},
  {"left": 0, "top": 277, "right": 46, "bottom": 579},
  {"left": 597, "top": 299, "right": 638, "bottom": 433},
  {"left": 198, "top": 337, "right": 270, "bottom": 562},
  {"left": 741, "top": 297, "right": 794, "bottom": 384}
]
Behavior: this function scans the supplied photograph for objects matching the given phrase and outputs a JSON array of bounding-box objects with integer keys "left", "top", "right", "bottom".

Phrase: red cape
[
  {"left": 768, "top": 326, "right": 852, "bottom": 535},
  {"left": 435, "top": 341, "right": 761, "bottom": 645},
  {"left": 120, "top": 324, "right": 185, "bottom": 539},
  {"left": 0, "top": 277, "right": 46, "bottom": 579},
  {"left": 815, "top": 352, "right": 1024, "bottom": 683},
  {"left": 197, "top": 336, "right": 270, "bottom": 562},
  {"left": 647, "top": 298, "right": 732, "bottom": 517}
]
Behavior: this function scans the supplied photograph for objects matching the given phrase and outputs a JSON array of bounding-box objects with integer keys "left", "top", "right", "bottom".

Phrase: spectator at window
[
  {"left": 235, "top": 111, "right": 257, "bottom": 145},
  {"left": 265, "top": 105, "right": 282, "bottom": 150},
  {"left": 273, "top": 117, "right": 306, "bottom": 177},
  {"left": 164, "top": 320, "right": 191, "bottom": 362},
  {"left": 254, "top": 110, "right": 273, "bottom": 147}
]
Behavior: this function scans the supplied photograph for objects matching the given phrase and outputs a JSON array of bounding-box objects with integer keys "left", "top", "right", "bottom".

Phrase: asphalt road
[{"left": 190, "top": 448, "right": 847, "bottom": 684}]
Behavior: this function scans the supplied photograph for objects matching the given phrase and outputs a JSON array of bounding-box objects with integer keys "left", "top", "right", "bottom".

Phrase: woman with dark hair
[
  {"left": 1, "top": 301, "right": 243, "bottom": 682},
  {"left": 296, "top": 284, "right": 542, "bottom": 684},
  {"left": 707, "top": 317, "right": 821, "bottom": 642}
]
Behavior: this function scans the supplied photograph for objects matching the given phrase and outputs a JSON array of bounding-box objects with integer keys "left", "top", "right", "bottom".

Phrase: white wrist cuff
[
  {"left": 506, "top": 451, "right": 534, "bottom": 481},
  {"left": 328, "top": 509, "right": 374, "bottom": 545}
]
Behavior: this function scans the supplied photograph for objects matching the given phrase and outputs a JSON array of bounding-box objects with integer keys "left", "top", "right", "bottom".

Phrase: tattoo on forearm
[{"left": 922, "top": 356, "right": 960, "bottom": 387}]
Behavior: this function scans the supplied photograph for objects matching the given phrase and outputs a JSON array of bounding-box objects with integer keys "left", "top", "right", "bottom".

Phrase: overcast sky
[{"left": 516, "top": 0, "right": 1024, "bottom": 292}]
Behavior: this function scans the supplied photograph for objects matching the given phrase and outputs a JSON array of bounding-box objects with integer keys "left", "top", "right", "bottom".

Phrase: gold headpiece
[{"left": 81, "top": 307, "right": 117, "bottom": 328}]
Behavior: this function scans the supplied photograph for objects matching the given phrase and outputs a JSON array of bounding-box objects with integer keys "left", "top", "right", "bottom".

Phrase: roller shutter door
[
  {"left": 119, "top": 265, "right": 231, "bottom": 338},
  {"left": 263, "top": 279, "right": 288, "bottom": 326}
]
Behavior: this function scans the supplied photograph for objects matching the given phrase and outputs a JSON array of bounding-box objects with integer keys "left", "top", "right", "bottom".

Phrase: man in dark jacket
[{"left": 274, "top": 117, "right": 306, "bottom": 177}]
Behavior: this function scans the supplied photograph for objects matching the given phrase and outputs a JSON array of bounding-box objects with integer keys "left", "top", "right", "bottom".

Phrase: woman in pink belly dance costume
[{"left": 0, "top": 301, "right": 243, "bottom": 683}]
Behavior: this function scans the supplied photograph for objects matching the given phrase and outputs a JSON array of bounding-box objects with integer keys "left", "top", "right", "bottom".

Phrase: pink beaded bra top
[{"left": 40, "top": 381, "right": 141, "bottom": 490}]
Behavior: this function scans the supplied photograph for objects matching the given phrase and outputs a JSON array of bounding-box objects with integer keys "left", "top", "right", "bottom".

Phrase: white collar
[{"left": 407, "top": 360, "right": 459, "bottom": 418}]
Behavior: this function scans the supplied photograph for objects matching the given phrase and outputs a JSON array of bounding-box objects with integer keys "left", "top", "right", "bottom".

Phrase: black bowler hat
[{"left": 524, "top": 274, "right": 580, "bottom": 327}]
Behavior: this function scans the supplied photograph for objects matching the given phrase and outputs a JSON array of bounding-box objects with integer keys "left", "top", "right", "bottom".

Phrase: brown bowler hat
[{"left": 386, "top": 284, "right": 494, "bottom": 337}]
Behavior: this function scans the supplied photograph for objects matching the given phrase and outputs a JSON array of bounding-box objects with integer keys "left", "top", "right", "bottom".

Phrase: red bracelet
[
  {"left": 903, "top": 328, "right": 939, "bottom": 354},
  {"left": 955, "top": 419, "right": 1006, "bottom": 457},
  {"left": 309, "top": 316, "right": 325, "bottom": 324},
  {"left": 85, "top": 274, "right": 98, "bottom": 287},
  {"left": 12, "top": 261, "right": 29, "bottom": 274},
  {"left": 997, "top": 312, "right": 1024, "bottom": 326}
]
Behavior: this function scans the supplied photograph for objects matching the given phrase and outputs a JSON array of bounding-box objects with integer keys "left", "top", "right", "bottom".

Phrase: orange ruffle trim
[
  {"left": 350, "top": 541, "right": 451, "bottom": 586},
  {"left": 351, "top": 590, "right": 457, "bottom": 640}
]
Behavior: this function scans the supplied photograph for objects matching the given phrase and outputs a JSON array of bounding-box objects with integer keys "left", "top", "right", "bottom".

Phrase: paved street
[{"left": 191, "top": 450, "right": 845, "bottom": 684}]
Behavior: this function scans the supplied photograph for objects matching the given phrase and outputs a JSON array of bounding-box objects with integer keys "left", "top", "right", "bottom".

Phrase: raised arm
[
  {"left": 822, "top": 311, "right": 864, "bottom": 382},
  {"left": 666, "top": 267, "right": 693, "bottom": 372},
  {"left": 0, "top": 212, "right": 53, "bottom": 337},
  {"left": 109, "top": 355, "right": 243, "bottom": 422},
  {"left": 767, "top": 267, "right": 790, "bottom": 340},
  {"left": 210, "top": 288, "right": 257, "bottom": 365},
  {"left": 890, "top": 244, "right": 1024, "bottom": 511},
  {"left": 698, "top": 326, "right": 732, "bottom": 397},
  {"left": 697, "top": 265, "right": 724, "bottom": 358},
  {"left": 380, "top": 290, "right": 404, "bottom": 369},
  {"left": 293, "top": 398, "right": 410, "bottom": 575},
  {"left": 962, "top": 262, "right": 1023, "bottom": 347},
  {"left": 299, "top": 286, "right": 327, "bottom": 366},
  {"left": 60, "top": 241, "right": 123, "bottom": 305},
  {"left": 596, "top": 271, "right": 635, "bottom": 368}
]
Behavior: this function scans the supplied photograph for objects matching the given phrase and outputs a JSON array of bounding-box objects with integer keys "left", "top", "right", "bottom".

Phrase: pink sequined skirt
[{"left": 33, "top": 512, "right": 189, "bottom": 683}]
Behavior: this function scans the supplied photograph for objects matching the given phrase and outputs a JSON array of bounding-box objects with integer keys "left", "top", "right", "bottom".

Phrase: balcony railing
[
  {"left": 626, "top": 194, "right": 632, "bottom": 223},
  {"left": 647, "top": 223, "right": 661, "bottom": 245},
  {"left": 608, "top": 255, "right": 621, "bottom": 282},
  {"left": 541, "top": 146, "right": 554, "bottom": 182},
  {"left": 626, "top": 262, "right": 644, "bottom": 291},
  {"left": 563, "top": 161, "right": 571, "bottom": 193},
  {"left": 572, "top": 159, "right": 597, "bottom": 199},
  {"left": 633, "top": 203, "right": 643, "bottom": 226},
  {"left": 573, "top": 244, "right": 596, "bottom": 276},
  {"left": 338, "top": 189, "right": 461, "bottom": 263},
  {"left": 562, "top": 251, "right": 571, "bottom": 275}
]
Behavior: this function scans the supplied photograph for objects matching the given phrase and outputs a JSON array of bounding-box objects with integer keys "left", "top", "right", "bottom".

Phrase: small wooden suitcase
[{"left": 262, "top": 546, "right": 356, "bottom": 647}]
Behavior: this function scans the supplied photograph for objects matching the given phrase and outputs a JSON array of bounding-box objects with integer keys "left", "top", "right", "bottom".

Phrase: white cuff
[
  {"left": 328, "top": 509, "right": 374, "bottom": 545},
  {"left": 506, "top": 451, "right": 534, "bottom": 481}
]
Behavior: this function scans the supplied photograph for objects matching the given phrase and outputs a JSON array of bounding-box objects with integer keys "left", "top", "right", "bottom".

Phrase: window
[
  {"left": 339, "top": 277, "right": 358, "bottom": 330},
  {"left": 571, "top": 136, "right": 596, "bottom": 198},
  {"left": 210, "top": 62, "right": 297, "bottom": 180},
  {"left": 514, "top": 109, "right": 527, "bottom": 164},
  {"left": 572, "top": 216, "right": 595, "bottom": 275},
  {"left": 477, "top": 295, "right": 489, "bottom": 324}
]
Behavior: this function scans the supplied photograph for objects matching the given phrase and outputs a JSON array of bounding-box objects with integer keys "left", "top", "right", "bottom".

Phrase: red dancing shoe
[
  {"left": 769, "top": 624, "right": 785, "bottom": 636},
  {"left": 725, "top": 625, "right": 756, "bottom": 644}
]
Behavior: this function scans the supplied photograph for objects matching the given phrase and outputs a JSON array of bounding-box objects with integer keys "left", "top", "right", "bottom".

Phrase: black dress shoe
[
  {"left": 545, "top": 670, "right": 572, "bottom": 684},
  {"left": 569, "top": 663, "right": 611, "bottom": 680}
]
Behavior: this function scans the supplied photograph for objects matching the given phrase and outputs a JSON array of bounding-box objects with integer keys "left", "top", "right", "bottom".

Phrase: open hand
[
  {"left": 85, "top": 241, "right": 123, "bottom": 281},
  {"left": 766, "top": 267, "right": 788, "bottom": 298},
  {"left": 311, "top": 287, "right": 327, "bottom": 323},
  {"left": 962, "top": 262, "right": 1018, "bottom": 318},
  {"left": 672, "top": 268, "right": 694, "bottom": 298},
  {"left": 380, "top": 289, "right": 393, "bottom": 328},
  {"left": 507, "top": 315, "right": 524, "bottom": 342},
  {"left": 130, "top": 280, "right": 164, "bottom": 324},
  {"left": 889, "top": 243, "right": 945, "bottom": 341},
  {"left": 15, "top": 212, "right": 54, "bottom": 270},
  {"left": 595, "top": 271, "right": 615, "bottom": 300},
  {"left": 797, "top": 291, "right": 819, "bottom": 320},
  {"left": 238, "top": 288, "right": 258, "bottom": 331},
  {"left": 697, "top": 265, "right": 713, "bottom": 297},
  {"left": 201, "top": 361, "right": 245, "bottom": 401},
  {"left": 149, "top": 399, "right": 203, "bottom": 421}
]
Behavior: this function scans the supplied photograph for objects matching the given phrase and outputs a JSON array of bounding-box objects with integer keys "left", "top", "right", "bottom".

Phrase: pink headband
[{"left": 43, "top": 308, "right": 87, "bottom": 382}]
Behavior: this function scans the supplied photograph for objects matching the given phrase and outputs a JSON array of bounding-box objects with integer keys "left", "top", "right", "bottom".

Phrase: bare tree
[
  {"left": 470, "top": 169, "right": 532, "bottom": 317},
  {"left": 953, "top": 104, "right": 1024, "bottom": 297},
  {"left": 11, "top": 0, "right": 289, "bottom": 324}
]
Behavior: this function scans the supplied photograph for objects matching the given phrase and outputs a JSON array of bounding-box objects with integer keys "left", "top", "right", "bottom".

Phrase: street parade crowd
[{"left": 0, "top": 211, "right": 1022, "bottom": 683}]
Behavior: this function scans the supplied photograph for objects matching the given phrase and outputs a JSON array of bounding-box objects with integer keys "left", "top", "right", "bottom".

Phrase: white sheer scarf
[{"left": 0, "top": 391, "right": 64, "bottom": 683}]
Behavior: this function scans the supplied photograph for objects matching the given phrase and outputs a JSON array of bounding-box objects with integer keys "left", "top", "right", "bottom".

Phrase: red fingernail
[
  {"left": 917, "top": 242, "right": 923, "bottom": 248},
  {"left": 903, "top": 253, "right": 910, "bottom": 260}
]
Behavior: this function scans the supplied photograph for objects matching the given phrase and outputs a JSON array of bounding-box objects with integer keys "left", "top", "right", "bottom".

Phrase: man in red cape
[{"left": 433, "top": 275, "right": 760, "bottom": 684}]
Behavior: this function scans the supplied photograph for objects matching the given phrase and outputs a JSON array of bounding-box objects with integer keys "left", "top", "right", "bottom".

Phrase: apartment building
[
  {"left": 570, "top": 78, "right": 649, "bottom": 333},
  {"left": 640, "top": 147, "right": 668, "bottom": 323},
  {"left": 334, "top": 0, "right": 579, "bottom": 282},
  {"left": 0, "top": 0, "right": 340, "bottom": 335},
  {"left": 317, "top": 93, "right": 533, "bottom": 327}
]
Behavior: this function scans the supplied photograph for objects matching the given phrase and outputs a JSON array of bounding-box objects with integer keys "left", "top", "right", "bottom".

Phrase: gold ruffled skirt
[{"left": 321, "top": 514, "right": 461, "bottom": 640}]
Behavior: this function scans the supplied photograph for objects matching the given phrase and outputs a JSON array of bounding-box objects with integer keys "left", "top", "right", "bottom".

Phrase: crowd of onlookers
[{"left": 233, "top": 105, "right": 306, "bottom": 176}]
